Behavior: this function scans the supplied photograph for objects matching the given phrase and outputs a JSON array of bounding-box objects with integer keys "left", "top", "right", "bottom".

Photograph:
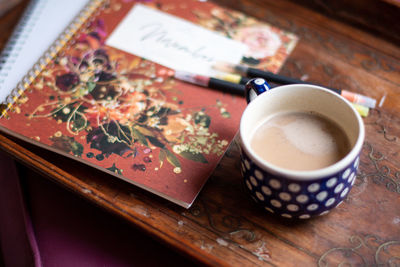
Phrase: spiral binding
[
  {"left": 0, "top": 0, "right": 106, "bottom": 118},
  {"left": 0, "top": 0, "right": 40, "bottom": 77}
]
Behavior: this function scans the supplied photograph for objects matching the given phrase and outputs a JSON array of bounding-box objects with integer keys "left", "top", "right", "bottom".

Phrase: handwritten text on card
[{"left": 106, "top": 4, "right": 247, "bottom": 76}]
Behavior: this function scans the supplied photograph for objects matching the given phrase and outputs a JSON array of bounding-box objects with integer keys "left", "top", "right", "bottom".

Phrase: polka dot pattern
[
  {"left": 334, "top": 183, "right": 344, "bottom": 194},
  {"left": 296, "top": 194, "right": 309, "bottom": 204},
  {"left": 341, "top": 187, "right": 349, "bottom": 198},
  {"left": 342, "top": 168, "right": 351, "bottom": 179},
  {"left": 250, "top": 176, "right": 258, "bottom": 187},
  {"left": 244, "top": 160, "right": 251, "bottom": 170},
  {"left": 269, "top": 179, "right": 281, "bottom": 189},
  {"left": 256, "top": 191, "right": 265, "bottom": 201},
  {"left": 319, "top": 210, "right": 330, "bottom": 216},
  {"left": 316, "top": 191, "right": 328, "bottom": 201},
  {"left": 287, "top": 204, "right": 299, "bottom": 212},
  {"left": 240, "top": 149, "right": 360, "bottom": 219},
  {"left": 326, "top": 177, "right": 337, "bottom": 188},
  {"left": 254, "top": 170, "right": 263, "bottom": 180},
  {"left": 307, "top": 204, "right": 319, "bottom": 211},
  {"left": 265, "top": 207, "right": 274, "bottom": 213},
  {"left": 279, "top": 192, "right": 291, "bottom": 201},
  {"left": 246, "top": 180, "right": 252, "bottom": 190},
  {"left": 354, "top": 157, "right": 360, "bottom": 169},
  {"left": 261, "top": 186, "right": 272, "bottom": 196},
  {"left": 325, "top": 198, "right": 335, "bottom": 207},
  {"left": 288, "top": 183, "right": 301, "bottom": 193},
  {"left": 271, "top": 199, "right": 282, "bottom": 208},
  {"left": 307, "top": 183, "right": 320, "bottom": 193}
]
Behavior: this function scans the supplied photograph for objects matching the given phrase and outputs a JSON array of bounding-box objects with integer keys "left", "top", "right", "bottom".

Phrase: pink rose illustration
[{"left": 234, "top": 25, "right": 282, "bottom": 59}]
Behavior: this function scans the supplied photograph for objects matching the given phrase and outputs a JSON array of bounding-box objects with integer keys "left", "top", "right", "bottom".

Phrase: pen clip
[{"left": 244, "top": 78, "right": 270, "bottom": 103}]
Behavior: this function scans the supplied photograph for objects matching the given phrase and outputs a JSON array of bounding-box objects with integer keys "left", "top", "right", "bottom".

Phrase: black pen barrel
[
  {"left": 247, "top": 68, "right": 306, "bottom": 85},
  {"left": 209, "top": 78, "right": 245, "bottom": 95},
  {"left": 246, "top": 68, "right": 342, "bottom": 94},
  {"left": 239, "top": 76, "right": 251, "bottom": 85}
]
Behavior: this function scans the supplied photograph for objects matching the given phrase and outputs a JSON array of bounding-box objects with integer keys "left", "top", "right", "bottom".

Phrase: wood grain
[
  {"left": 285, "top": 0, "right": 400, "bottom": 45},
  {"left": 0, "top": 0, "right": 399, "bottom": 266}
]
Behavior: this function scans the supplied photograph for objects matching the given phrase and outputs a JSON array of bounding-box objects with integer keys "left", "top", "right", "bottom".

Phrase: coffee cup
[{"left": 239, "top": 78, "right": 365, "bottom": 219}]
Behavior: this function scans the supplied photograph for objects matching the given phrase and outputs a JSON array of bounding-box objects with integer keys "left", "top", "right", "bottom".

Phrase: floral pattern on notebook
[
  {"left": 27, "top": 22, "right": 231, "bottom": 174},
  {"left": 0, "top": 0, "right": 298, "bottom": 207},
  {"left": 192, "top": 4, "right": 298, "bottom": 72}
]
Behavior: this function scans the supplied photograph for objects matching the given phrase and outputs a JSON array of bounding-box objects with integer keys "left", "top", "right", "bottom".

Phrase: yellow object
[
  {"left": 216, "top": 73, "right": 242, "bottom": 84},
  {"left": 351, "top": 103, "right": 369, "bottom": 117}
]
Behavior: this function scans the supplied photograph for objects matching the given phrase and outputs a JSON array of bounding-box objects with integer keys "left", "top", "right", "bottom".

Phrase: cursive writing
[{"left": 139, "top": 22, "right": 214, "bottom": 63}]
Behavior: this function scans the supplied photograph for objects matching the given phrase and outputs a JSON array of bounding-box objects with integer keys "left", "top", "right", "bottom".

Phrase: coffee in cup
[
  {"left": 239, "top": 78, "right": 365, "bottom": 219},
  {"left": 250, "top": 111, "right": 352, "bottom": 171}
]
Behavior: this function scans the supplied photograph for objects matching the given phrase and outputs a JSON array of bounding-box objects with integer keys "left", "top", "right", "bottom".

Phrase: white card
[{"left": 106, "top": 4, "right": 248, "bottom": 76}]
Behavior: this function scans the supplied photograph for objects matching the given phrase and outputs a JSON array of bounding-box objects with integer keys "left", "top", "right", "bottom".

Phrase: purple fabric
[
  {"left": 0, "top": 152, "right": 193, "bottom": 267},
  {"left": 0, "top": 152, "right": 42, "bottom": 266}
]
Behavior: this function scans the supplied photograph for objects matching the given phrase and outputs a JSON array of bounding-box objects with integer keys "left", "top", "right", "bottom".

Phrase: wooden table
[{"left": 1, "top": 0, "right": 399, "bottom": 266}]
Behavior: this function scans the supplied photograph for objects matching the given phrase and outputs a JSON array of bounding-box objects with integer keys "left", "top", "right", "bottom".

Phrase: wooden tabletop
[{"left": 1, "top": 0, "right": 400, "bottom": 266}]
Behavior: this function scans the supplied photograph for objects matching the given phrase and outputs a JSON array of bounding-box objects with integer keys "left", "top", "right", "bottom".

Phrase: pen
[
  {"left": 214, "top": 62, "right": 377, "bottom": 109},
  {"left": 174, "top": 70, "right": 245, "bottom": 95},
  {"left": 215, "top": 73, "right": 251, "bottom": 85},
  {"left": 174, "top": 70, "right": 369, "bottom": 117}
]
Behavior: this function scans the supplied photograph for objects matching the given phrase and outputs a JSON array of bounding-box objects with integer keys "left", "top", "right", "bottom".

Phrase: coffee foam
[
  {"left": 273, "top": 113, "right": 338, "bottom": 156},
  {"left": 250, "top": 111, "right": 351, "bottom": 171}
]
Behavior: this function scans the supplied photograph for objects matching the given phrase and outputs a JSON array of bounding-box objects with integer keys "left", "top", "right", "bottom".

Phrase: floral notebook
[{"left": 0, "top": 0, "right": 297, "bottom": 207}]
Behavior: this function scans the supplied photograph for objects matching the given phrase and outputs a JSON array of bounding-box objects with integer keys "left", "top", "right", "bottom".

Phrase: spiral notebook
[
  {"left": 0, "top": 0, "right": 89, "bottom": 103},
  {"left": 0, "top": 0, "right": 298, "bottom": 208}
]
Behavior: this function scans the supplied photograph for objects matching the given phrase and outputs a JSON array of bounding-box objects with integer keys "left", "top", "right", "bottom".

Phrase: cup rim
[{"left": 239, "top": 84, "right": 365, "bottom": 181}]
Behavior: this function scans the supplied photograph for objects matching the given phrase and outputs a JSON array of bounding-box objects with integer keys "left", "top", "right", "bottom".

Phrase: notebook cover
[{"left": 0, "top": 0, "right": 297, "bottom": 207}]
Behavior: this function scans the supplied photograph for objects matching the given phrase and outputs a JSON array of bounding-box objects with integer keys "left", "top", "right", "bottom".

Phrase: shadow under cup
[{"left": 239, "top": 84, "right": 365, "bottom": 219}]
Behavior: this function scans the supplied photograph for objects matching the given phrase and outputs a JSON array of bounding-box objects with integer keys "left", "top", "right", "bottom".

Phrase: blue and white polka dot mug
[{"left": 239, "top": 79, "right": 365, "bottom": 219}]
